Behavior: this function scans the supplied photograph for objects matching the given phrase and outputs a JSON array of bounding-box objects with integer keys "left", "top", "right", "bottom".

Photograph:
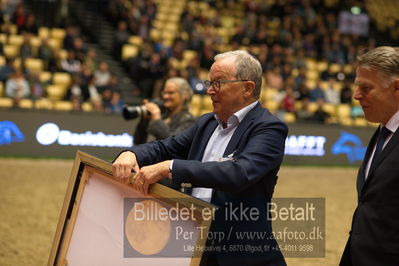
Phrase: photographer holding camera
[{"left": 133, "top": 77, "right": 196, "bottom": 144}]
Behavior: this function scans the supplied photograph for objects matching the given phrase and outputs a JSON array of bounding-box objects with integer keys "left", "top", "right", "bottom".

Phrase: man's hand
[
  {"left": 112, "top": 151, "right": 139, "bottom": 184},
  {"left": 133, "top": 160, "right": 171, "bottom": 195}
]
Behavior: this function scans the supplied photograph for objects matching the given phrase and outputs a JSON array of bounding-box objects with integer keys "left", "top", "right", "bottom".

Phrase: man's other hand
[
  {"left": 133, "top": 160, "right": 171, "bottom": 195},
  {"left": 112, "top": 151, "right": 139, "bottom": 184}
]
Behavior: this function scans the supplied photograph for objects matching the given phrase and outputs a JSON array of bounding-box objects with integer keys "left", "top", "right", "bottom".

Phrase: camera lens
[{"left": 122, "top": 105, "right": 147, "bottom": 120}]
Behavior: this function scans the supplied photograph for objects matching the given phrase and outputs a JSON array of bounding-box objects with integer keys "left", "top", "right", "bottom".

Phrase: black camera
[{"left": 122, "top": 99, "right": 164, "bottom": 120}]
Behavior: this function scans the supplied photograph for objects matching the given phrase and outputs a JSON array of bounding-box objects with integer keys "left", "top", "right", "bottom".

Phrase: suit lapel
[
  {"left": 361, "top": 128, "right": 399, "bottom": 195},
  {"left": 366, "top": 129, "right": 399, "bottom": 180},
  {"left": 358, "top": 128, "right": 379, "bottom": 192},
  {"left": 223, "top": 102, "right": 260, "bottom": 156}
]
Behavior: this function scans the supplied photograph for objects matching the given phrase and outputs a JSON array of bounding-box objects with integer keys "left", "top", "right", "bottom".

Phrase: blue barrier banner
[{"left": 0, "top": 109, "right": 375, "bottom": 165}]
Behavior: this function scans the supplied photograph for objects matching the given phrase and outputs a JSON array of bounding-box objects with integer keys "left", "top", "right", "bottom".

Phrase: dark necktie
[{"left": 370, "top": 126, "right": 391, "bottom": 167}]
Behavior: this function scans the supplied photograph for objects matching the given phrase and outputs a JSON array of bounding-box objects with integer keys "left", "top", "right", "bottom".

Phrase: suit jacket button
[{"left": 358, "top": 201, "right": 363, "bottom": 205}]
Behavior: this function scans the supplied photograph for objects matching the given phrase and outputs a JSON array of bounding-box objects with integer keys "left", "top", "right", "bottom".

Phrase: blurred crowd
[
  {"left": 106, "top": 0, "right": 376, "bottom": 122},
  {"left": 0, "top": 0, "right": 388, "bottom": 123},
  {"left": 0, "top": 1, "right": 124, "bottom": 113}
]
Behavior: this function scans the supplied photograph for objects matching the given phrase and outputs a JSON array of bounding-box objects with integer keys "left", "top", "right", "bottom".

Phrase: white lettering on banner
[
  {"left": 36, "top": 122, "right": 133, "bottom": 147},
  {"left": 284, "top": 135, "right": 326, "bottom": 156}
]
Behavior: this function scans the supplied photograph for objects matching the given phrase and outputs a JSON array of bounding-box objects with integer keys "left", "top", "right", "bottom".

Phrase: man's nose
[{"left": 353, "top": 88, "right": 361, "bottom": 101}]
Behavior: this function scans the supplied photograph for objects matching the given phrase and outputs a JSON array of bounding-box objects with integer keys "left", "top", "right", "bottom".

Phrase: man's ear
[
  {"left": 243, "top": 81, "right": 255, "bottom": 97},
  {"left": 394, "top": 79, "right": 399, "bottom": 92}
]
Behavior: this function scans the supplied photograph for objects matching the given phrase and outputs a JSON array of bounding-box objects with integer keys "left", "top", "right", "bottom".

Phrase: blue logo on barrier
[
  {"left": 331, "top": 131, "right": 366, "bottom": 163},
  {"left": 0, "top": 121, "right": 25, "bottom": 145}
]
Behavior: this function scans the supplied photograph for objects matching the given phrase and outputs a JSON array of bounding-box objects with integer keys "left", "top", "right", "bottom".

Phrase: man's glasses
[{"left": 203, "top": 80, "right": 250, "bottom": 91}]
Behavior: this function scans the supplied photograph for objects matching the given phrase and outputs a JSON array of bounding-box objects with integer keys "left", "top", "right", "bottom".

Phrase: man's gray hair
[
  {"left": 166, "top": 77, "right": 193, "bottom": 109},
  {"left": 357, "top": 46, "right": 399, "bottom": 82},
  {"left": 214, "top": 50, "right": 263, "bottom": 99}
]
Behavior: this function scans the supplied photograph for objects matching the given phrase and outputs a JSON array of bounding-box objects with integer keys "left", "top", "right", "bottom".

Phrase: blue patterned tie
[{"left": 370, "top": 126, "right": 391, "bottom": 167}]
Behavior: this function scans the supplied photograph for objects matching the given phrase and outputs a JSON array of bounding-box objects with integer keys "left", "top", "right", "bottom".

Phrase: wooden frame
[{"left": 48, "top": 151, "right": 215, "bottom": 266}]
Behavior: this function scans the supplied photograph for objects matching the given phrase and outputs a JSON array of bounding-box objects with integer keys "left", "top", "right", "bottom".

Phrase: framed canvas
[{"left": 48, "top": 151, "right": 215, "bottom": 266}]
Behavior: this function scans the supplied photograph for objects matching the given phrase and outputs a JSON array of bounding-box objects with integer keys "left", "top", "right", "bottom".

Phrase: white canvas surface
[{"left": 66, "top": 171, "right": 191, "bottom": 266}]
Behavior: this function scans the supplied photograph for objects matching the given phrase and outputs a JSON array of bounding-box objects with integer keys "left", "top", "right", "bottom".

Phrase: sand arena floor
[{"left": 0, "top": 158, "right": 357, "bottom": 266}]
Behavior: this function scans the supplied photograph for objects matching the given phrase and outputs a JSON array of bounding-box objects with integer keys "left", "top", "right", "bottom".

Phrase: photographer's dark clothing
[{"left": 134, "top": 109, "right": 196, "bottom": 145}]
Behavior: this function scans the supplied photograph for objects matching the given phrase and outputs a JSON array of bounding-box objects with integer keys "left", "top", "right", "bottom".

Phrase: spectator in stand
[
  {"left": 251, "top": 28, "right": 268, "bottom": 45},
  {"left": 19, "top": 33, "right": 33, "bottom": 59},
  {"left": 61, "top": 50, "right": 81, "bottom": 74},
  {"left": 294, "top": 49, "right": 307, "bottom": 69},
  {"left": 138, "top": 15, "right": 150, "bottom": 40},
  {"left": 109, "top": 91, "right": 124, "bottom": 114},
  {"left": 0, "top": 58, "right": 15, "bottom": 83},
  {"left": 66, "top": 74, "right": 85, "bottom": 106},
  {"left": 129, "top": 43, "right": 164, "bottom": 98},
  {"left": 11, "top": 3, "right": 27, "bottom": 29},
  {"left": 101, "top": 88, "right": 113, "bottom": 113},
  {"left": 84, "top": 48, "right": 97, "bottom": 72},
  {"left": 281, "top": 86, "right": 296, "bottom": 113},
  {"left": 19, "top": 14, "right": 38, "bottom": 34},
  {"left": 276, "top": 86, "right": 296, "bottom": 121},
  {"left": 148, "top": 52, "right": 166, "bottom": 97},
  {"left": 3, "top": 0, "right": 20, "bottom": 19},
  {"left": 185, "top": 57, "right": 203, "bottom": 93},
  {"left": 101, "top": 75, "right": 120, "bottom": 113},
  {"left": 231, "top": 25, "right": 246, "bottom": 45},
  {"left": 303, "top": 33, "right": 317, "bottom": 57},
  {"left": 294, "top": 68, "right": 307, "bottom": 91},
  {"left": 103, "top": 89, "right": 124, "bottom": 114},
  {"left": 309, "top": 81, "right": 325, "bottom": 102},
  {"left": 257, "top": 45, "right": 269, "bottom": 71},
  {"left": 72, "top": 37, "right": 87, "bottom": 62},
  {"left": 143, "top": 0, "right": 157, "bottom": 21},
  {"left": 180, "top": 8, "right": 195, "bottom": 36},
  {"left": 106, "top": 75, "right": 120, "bottom": 93},
  {"left": 79, "top": 62, "right": 92, "bottom": 83},
  {"left": 281, "top": 63, "right": 293, "bottom": 81},
  {"left": 295, "top": 97, "right": 314, "bottom": 122},
  {"left": 87, "top": 76, "right": 102, "bottom": 111},
  {"left": 296, "top": 83, "right": 311, "bottom": 101},
  {"left": 325, "top": 78, "right": 340, "bottom": 104},
  {"left": 5, "top": 70, "right": 30, "bottom": 106},
  {"left": 340, "top": 81, "right": 353, "bottom": 104},
  {"left": 126, "top": 3, "right": 142, "bottom": 35},
  {"left": 38, "top": 38, "right": 55, "bottom": 71},
  {"left": 200, "top": 46, "right": 216, "bottom": 70},
  {"left": 94, "top": 61, "right": 112, "bottom": 92},
  {"left": 312, "top": 99, "right": 330, "bottom": 123},
  {"left": 113, "top": 21, "right": 130, "bottom": 59},
  {"left": 29, "top": 71, "right": 47, "bottom": 100},
  {"left": 63, "top": 25, "right": 78, "bottom": 51}
]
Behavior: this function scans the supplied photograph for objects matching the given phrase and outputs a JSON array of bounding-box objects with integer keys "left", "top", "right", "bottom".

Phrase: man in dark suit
[
  {"left": 113, "top": 50, "right": 287, "bottom": 266},
  {"left": 340, "top": 46, "right": 399, "bottom": 266}
]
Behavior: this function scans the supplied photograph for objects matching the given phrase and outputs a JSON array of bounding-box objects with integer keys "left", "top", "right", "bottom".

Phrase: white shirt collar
[
  {"left": 383, "top": 110, "right": 399, "bottom": 133},
  {"left": 214, "top": 101, "right": 258, "bottom": 128}
]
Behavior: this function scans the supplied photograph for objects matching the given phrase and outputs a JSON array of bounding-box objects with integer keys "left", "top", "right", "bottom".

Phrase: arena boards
[{"left": 48, "top": 151, "right": 214, "bottom": 266}]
